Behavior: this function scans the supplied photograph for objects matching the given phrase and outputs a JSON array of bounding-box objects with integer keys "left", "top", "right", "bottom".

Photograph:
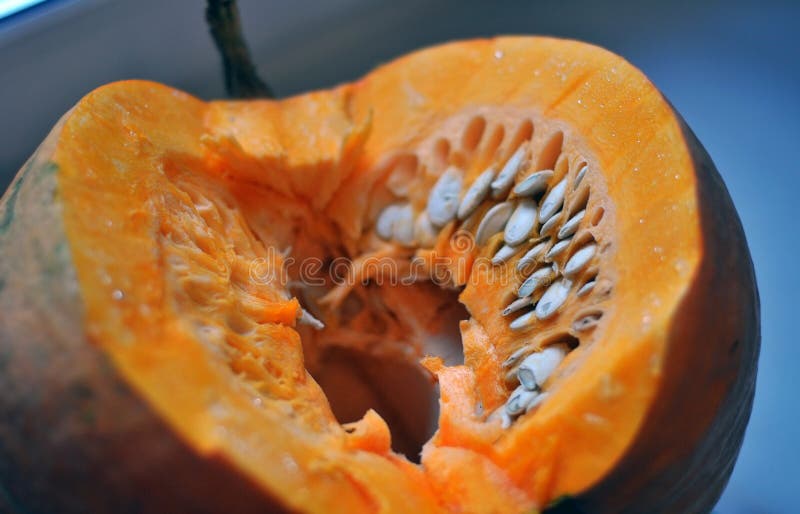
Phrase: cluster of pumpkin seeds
[{"left": 373, "top": 120, "right": 607, "bottom": 428}]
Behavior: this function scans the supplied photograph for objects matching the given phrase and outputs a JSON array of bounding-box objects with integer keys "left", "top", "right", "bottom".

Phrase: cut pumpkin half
[{"left": 0, "top": 37, "right": 758, "bottom": 514}]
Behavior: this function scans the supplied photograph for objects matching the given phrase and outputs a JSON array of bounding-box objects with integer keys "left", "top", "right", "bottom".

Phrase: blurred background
[{"left": 0, "top": 0, "right": 797, "bottom": 512}]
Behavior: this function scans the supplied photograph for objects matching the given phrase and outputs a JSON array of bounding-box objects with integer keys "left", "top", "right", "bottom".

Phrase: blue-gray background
[{"left": 0, "top": 1, "right": 796, "bottom": 512}]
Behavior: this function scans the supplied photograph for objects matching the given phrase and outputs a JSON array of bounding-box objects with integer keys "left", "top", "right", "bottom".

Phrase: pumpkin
[{"left": 0, "top": 36, "right": 758, "bottom": 514}]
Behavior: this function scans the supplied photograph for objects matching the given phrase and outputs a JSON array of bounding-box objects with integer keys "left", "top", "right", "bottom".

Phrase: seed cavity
[
  {"left": 475, "top": 201, "right": 514, "bottom": 245},
  {"left": 457, "top": 168, "right": 496, "bottom": 220},
  {"left": 504, "top": 198, "right": 538, "bottom": 246},
  {"left": 427, "top": 166, "right": 464, "bottom": 227},
  {"left": 573, "top": 311, "right": 603, "bottom": 332},
  {"left": 535, "top": 278, "right": 572, "bottom": 320},
  {"left": 491, "top": 146, "right": 526, "bottom": 199}
]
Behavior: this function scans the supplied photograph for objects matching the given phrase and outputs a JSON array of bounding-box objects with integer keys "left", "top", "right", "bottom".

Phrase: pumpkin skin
[{"left": 0, "top": 36, "right": 758, "bottom": 514}]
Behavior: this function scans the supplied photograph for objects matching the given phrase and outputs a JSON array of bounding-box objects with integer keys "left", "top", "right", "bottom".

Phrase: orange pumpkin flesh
[{"left": 0, "top": 37, "right": 758, "bottom": 513}]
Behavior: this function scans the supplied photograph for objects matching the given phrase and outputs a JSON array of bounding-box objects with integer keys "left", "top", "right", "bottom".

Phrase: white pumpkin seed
[
  {"left": 573, "top": 165, "right": 588, "bottom": 190},
  {"left": 392, "top": 204, "right": 415, "bottom": 245},
  {"left": 576, "top": 280, "right": 596, "bottom": 297},
  {"left": 299, "top": 308, "right": 325, "bottom": 330},
  {"left": 518, "top": 266, "right": 556, "bottom": 298},
  {"left": 539, "top": 211, "right": 562, "bottom": 237},
  {"left": 427, "top": 166, "right": 463, "bottom": 227},
  {"left": 545, "top": 237, "right": 572, "bottom": 261},
  {"left": 504, "top": 199, "right": 538, "bottom": 246},
  {"left": 503, "top": 296, "right": 533, "bottom": 316},
  {"left": 475, "top": 201, "right": 514, "bottom": 245},
  {"left": 491, "top": 146, "right": 526, "bottom": 199},
  {"left": 501, "top": 411, "right": 513, "bottom": 429},
  {"left": 414, "top": 211, "right": 438, "bottom": 247},
  {"left": 563, "top": 243, "right": 596, "bottom": 277},
  {"left": 558, "top": 209, "right": 585, "bottom": 239},
  {"left": 516, "top": 240, "right": 550, "bottom": 272},
  {"left": 505, "top": 385, "right": 539, "bottom": 416},
  {"left": 491, "top": 244, "right": 521, "bottom": 265},
  {"left": 535, "top": 278, "right": 572, "bottom": 319},
  {"left": 538, "top": 177, "right": 567, "bottom": 223},
  {"left": 509, "top": 309, "right": 536, "bottom": 331},
  {"left": 517, "top": 344, "right": 567, "bottom": 390},
  {"left": 513, "top": 170, "right": 554, "bottom": 197},
  {"left": 457, "top": 168, "right": 495, "bottom": 220},
  {"left": 376, "top": 204, "right": 403, "bottom": 240}
]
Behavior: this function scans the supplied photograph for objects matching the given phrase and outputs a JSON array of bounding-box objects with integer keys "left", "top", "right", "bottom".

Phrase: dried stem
[{"left": 205, "top": 0, "right": 273, "bottom": 98}]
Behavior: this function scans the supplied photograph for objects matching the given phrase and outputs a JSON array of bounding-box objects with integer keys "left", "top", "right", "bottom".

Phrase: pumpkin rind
[{"left": 0, "top": 37, "right": 758, "bottom": 514}]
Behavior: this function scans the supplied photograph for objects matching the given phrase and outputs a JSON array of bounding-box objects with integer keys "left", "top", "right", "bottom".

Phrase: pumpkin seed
[
  {"left": 573, "top": 164, "right": 588, "bottom": 190},
  {"left": 516, "top": 240, "right": 550, "bottom": 272},
  {"left": 504, "top": 198, "right": 538, "bottom": 246},
  {"left": 392, "top": 204, "right": 416, "bottom": 245},
  {"left": 376, "top": 204, "right": 404, "bottom": 240},
  {"left": 545, "top": 237, "right": 572, "bottom": 261},
  {"left": 427, "top": 166, "right": 463, "bottom": 227},
  {"left": 509, "top": 309, "right": 536, "bottom": 331},
  {"left": 414, "top": 211, "right": 438, "bottom": 247},
  {"left": 564, "top": 243, "right": 596, "bottom": 277},
  {"left": 505, "top": 385, "right": 539, "bottom": 416},
  {"left": 492, "top": 243, "right": 522, "bottom": 265},
  {"left": 539, "top": 211, "right": 562, "bottom": 237},
  {"left": 503, "top": 296, "right": 534, "bottom": 316},
  {"left": 539, "top": 177, "right": 567, "bottom": 223},
  {"left": 517, "top": 344, "right": 567, "bottom": 390},
  {"left": 577, "top": 279, "right": 596, "bottom": 297},
  {"left": 299, "top": 308, "right": 325, "bottom": 330},
  {"left": 457, "top": 168, "right": 495, "bottom": 220},
  {"left": 491, "top": 146, "right": 526, "bottom": 199},
  {"left": 518, "top": 265, "right": 556, "bottom": 298},
  {"left": 558, "top": 209, "right": 585, "bottom": 239},
  {"left": 513, "top": 170, "right": 554, "bottom": 197},
  {"left": 535, "top": 278, "right": 572, "bottom": 319},
  {"left": 475, "top": 201, "right": 514, "bottom": 245}
]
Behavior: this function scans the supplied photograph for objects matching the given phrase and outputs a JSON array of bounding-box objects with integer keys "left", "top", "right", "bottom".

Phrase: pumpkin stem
[{"left": 205, "top": 0, "right": 273, "bottom": 99}]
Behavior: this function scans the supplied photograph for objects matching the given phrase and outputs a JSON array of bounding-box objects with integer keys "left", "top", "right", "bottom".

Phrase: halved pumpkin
[{"left": 0, "top": 37, "right": 758, "bottom": 514}]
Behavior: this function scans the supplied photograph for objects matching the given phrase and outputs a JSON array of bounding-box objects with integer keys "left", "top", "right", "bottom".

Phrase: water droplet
[
  {"left": 111, "top": 289, "right": 124, "bottom": 301},
  {"left": 494, "top": 50, "right": 504, "bottom": 59}
]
